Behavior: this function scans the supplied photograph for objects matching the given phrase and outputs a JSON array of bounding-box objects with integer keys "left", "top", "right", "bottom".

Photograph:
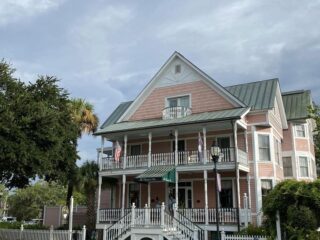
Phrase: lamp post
[{"left": 211, "top": 142, "right": 221, "bottom": 240}]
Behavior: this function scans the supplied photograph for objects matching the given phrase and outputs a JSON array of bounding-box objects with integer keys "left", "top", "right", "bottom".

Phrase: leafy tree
[
  {"left": 0, "top": 184, "right": 9, "bottom": 217},
  {"left": 7, "top": 181, "right": 85, "bottom": 221},
  {"left": 263, "top": 179, "right": 320, "bottom": 239},
  {"left": 8, "top": 182, "right": 65, "bottom": 221},
  {"left": 0, "top": 61, "right": 79, "bottom": 188}
]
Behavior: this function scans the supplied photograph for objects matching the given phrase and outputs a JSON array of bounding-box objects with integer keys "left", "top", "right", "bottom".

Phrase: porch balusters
[{"left": 131, "top": 203, "right": 136, "bottom": 227}]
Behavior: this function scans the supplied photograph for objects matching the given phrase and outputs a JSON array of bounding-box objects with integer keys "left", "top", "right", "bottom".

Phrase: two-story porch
[{"left": 95, "top": 107, "right": 252, "bottom": 239}]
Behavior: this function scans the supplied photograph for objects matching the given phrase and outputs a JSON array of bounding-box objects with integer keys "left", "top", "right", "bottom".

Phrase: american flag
[
  {"left": 198, "top": 132, "right": 203, "bottom": 161},
  {"left": 114, "top": 141, "right": 122, "bottom": 162}
]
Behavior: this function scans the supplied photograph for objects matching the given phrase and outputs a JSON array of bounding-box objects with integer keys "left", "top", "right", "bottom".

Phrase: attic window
[{"left": 175, "top": 64, "right": 181, "bottom": 74}]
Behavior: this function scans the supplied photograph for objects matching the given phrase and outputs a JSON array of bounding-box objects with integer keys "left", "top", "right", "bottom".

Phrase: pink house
[{"left": 94, "top": 52, "right": 316, "bottom": 240}]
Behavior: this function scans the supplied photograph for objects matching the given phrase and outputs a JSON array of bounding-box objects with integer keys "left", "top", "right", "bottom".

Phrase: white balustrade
[
  {"left": 238, "top": 149, "right": 248, "bottom": 165},
  {"left": 99, "top": 209, "right": 130, "bottom": 222},
  {"left": 101, "top": 157, "right": 122, "bottom": 170},
  {"left": 162, "top": 106, "right": 192, "bottom": 120},
  {"left": 151, "top": 152, "right": 175, "bottom": 166},
  {"left": 208, "top": 208, "right": 238, "bottom": 223},
  {"left": 126, "top": 154, "right": 148, "bottom": 168}
]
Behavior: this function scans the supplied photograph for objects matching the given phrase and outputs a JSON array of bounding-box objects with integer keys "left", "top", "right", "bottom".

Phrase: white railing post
[
  {"left": 103, "top": 225, "right": 107, "bottom": 240},
  {"left": 243, "top": 193, "right": 248, "bottom": 227},
  {"left": 49, "top": 225, "right": 54, "bottom": 240},
  {"left": 221, "top": 229, "right": 226, "bottom": 240},
  {"left": 174, "top": 129, "right": 178, "bottom": 166},
  {"left": 144, "top": 204, "right": 149, "bottom": 225},
  {"left": 68, "top": 196, "right": 74, "bottom": 240},
  {"left": 161, "top": 202, "right": 165, "bottom": 228},
  {"left": 82, "top": 225, "right": 86, "bottom": 240},
  {"left": 20, "top": 224, "right": 24, "bottom": 240},
  {"left": 131, "top": 203, "right": 136, "bottom": 227}
]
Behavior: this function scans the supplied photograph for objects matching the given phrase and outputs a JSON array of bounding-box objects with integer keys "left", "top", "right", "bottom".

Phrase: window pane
[
  {"left": 180, "top": 96, "right": 190, "bottom": 108},
  {"left": 296, "top": 124, "right": 306, "bottom": 137},
  {"left": 261, "top": 179, "right": 273, "bottom": 207},
  {"left": 168, "top": 98, "right": 178, "bottom": 107},
  {"left": 258, "top": 135, "right": 270, "bottom": 161},
  {"left": 283, "top": 157, "right": 293, "bottom": 177},
  {"left": 299, "top": 157, "right": 309, "bottom": 177}
]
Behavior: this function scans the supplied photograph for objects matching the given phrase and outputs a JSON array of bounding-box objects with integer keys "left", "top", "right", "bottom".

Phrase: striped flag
[
  {"left": 198, "top": 132, "right": 203, "bottom": 162},
  {"left": 114, "top": 141, "right": 122, "bottom": 162}
]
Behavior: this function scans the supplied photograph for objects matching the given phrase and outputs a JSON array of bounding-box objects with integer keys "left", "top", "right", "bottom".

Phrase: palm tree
[
  {"left": 78, "top": 161, "right": 99, "bottom": 232},
  {"left": 66, "top": 98, "right": 99, "bottom": 208}
]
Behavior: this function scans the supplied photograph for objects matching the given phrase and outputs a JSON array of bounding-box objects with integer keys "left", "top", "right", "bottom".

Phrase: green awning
[{"left": 135, "top": 166, "right": 176, "bottom": 183}]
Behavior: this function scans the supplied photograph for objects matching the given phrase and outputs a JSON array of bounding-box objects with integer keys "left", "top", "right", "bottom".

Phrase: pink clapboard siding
[{"left": 130, "top": 81, "right": 235, "bottom": 121}]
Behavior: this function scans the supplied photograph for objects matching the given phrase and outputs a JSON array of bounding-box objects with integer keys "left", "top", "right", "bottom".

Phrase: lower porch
[{"left": 97, "top": 170, "right": 252, "bottom": 232}]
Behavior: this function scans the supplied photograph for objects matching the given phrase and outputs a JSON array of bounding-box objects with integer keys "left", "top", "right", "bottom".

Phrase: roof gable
[{"left": 118, "top": 52, "right": 246, "bottom": 122}]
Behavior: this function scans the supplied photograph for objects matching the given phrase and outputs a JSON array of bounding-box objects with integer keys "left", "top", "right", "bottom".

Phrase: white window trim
[
  {"left": 298, "top": 156, "right": 309, "bottom": 178},
  {"left": 294, "top": 124, "right": 307, "bottom": 139},
  {"left": 165, "top": 94, "right": 192, "bottom": 108},
  {"left": 257, "top": 133, "right": 272, "bottom": 162}
]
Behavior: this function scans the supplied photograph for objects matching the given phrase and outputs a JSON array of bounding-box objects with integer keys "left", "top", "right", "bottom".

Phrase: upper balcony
[
  {"left": 100, "top": 147, "right": 248, "bottom": 172},
  {"left": 162, "top": 106, "right": 192, "bottom": 120}
]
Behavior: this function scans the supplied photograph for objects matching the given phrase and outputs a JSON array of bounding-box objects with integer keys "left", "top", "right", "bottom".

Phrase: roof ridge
[
  {"left": 282, "top": 90, "right": 309, "bottom": 95},
  {"left": 225, "top": 78, "right": 279, "bottom": 88}
]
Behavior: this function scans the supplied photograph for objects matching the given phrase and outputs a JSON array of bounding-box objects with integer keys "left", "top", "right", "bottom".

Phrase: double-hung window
[
  {"left": 299, "top": 156, "right": 309, "bottom": 177},
  {"left": 283, "top": 157, "right": 293, "bottom": 177},
  {"left": 261, "top": 179, "right": 273, "bottom": 206},
  {"left": 296, "top": 124, "right": 306, "bottom": 137},
  {"left": 274, "top": 138, "right": 281, "bottom": 165},
  {"left": 258, "top": 135, "right": 271, "bottom": 161}
]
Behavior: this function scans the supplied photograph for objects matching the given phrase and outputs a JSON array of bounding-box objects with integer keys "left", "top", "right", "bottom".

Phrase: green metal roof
[
  {"left": 225, "top": 79, "right": 278, "bottom": 110},
  {"left": 100, "top": 101, "right": 133, "bottom": 129},
  {"left": 282, "top": 90, "right": 312, "bottom": 120},
  {"left": 95, "top": 107, "right": 249, "bottom": 135},
  {"left": 135, "top": 166, "right": 176, "bottom": 183}
]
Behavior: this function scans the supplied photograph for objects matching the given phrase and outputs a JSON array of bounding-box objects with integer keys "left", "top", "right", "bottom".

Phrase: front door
[
  {"left": 128, "top": 183, "right": 140, "bottom": 207},
  {"left": 170, "top": 182, "right": 192, "bottom": 209},
  {"left": 220, "top": 180, "right": 233, "bottom": 208}
]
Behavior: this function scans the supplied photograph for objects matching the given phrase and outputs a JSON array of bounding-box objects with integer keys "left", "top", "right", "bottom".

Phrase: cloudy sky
[{"left": 1, "top": 0, "right": 320, "bottom": 164}]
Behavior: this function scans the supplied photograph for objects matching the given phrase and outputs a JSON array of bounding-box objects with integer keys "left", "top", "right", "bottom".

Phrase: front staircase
[{"left": 102, "top": 203, "right": 204, "bottom": 240}]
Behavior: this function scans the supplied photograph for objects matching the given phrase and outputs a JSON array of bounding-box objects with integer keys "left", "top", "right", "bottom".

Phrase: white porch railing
[
  {"left": 100, "top": 147, "right": 248, "bottom": 170},
  {"left": 99, "top": 208, "right": 130, "bottom": 222},
  {"left": 127, "top": 154, "right": 148, "bottom": 168},
  {"left": 179, "top": 208, "right": 243, "bottom": 224},
  {"left": 102, "top": 204, "right": 204, "bottom": 240},
  {"left": 101, "top": 208, "right": 251, "bottom": 225},
  {"left": 162, "top": 106, "right": 192, "bottom": 120},
  {"left": 151, "top": 152, "right": 175, "bottom": 166},
  {"left": 238, "top": 149, "right": 248, "bottom": 165},
  {"left": 221, "top": 231, "right": 268, "bottom": 240}
]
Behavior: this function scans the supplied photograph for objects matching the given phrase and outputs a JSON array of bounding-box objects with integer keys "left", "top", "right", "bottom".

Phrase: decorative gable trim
[
  {"left": 275, "top": 82, "right": 288, "bottom": 129},
  {"left": 118, "top": 52, "right": 246, "bottom": 122}
]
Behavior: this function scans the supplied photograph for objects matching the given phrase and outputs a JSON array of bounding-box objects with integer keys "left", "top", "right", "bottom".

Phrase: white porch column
[
  {"left": 245, "top": 129, "right": 249, "bottom": 153},
  {"left": 148, "top": 132, "right": 152, "bottom": 167},
  {"left": 204, "top": 170, "right": 208, "bottom": 240},
  {"left": 175, "top": 171, "right": 179, "bottom": 208},
  {"left": 233, "top": 121, "right": 241, "bottom": 231},
  {"left": 147, "top": 182, "right": 151, "bottom": 207},
  {"left": 121, "top": 174, "right": 126, "bottom": 216},
  {"left": 123, "top": 135, "right": 128, "bottom": 169},
  {"left": 203, "top": 127, "right": 207, "bottom": 164},
  {"left": 96, "top": 176, "right": 102, "bottom": 224},
  {"left": 174, "top": 129, "right": 178, "bottom": 166},
  {"left": 99, "top": 137, "right": 104, "bottom": 170},
  {"left": 247, "top": 173, "right": 251, "bottom": 209}
]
